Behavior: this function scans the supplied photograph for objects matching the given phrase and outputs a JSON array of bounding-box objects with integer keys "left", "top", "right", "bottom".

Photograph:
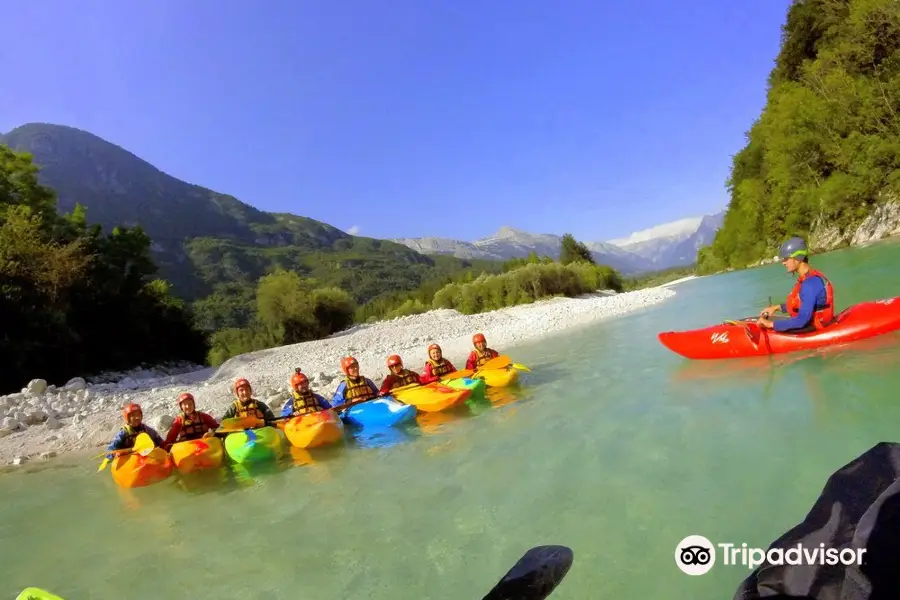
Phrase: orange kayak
[
  {"left": 283, "top": 410, "right": 345, "bottom": 449},
  {"left": 169, "top": 437, "right": 225, "bottom": 474},
  {"left": 111, "top": 447, "right": 173, "bottom": 488},
  {"left": 392, "top": 383, "right": 472, "bottom": 412}
]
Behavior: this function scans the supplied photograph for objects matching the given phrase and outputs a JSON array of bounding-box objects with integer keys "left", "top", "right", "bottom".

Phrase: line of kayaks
[
  {"left": 657, "top": 295, "right": 900, "bottom": 360},
  {"left": 105, "top": 358, "right": 527, "bottom": 489}
]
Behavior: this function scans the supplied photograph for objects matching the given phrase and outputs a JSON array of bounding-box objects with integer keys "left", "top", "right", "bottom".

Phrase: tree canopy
[
  {"left": 0, "top": 145, "right": 209, "bottom": 393},
  {"left": 699, "top": 0, "right": 900, "bottom": 273}
]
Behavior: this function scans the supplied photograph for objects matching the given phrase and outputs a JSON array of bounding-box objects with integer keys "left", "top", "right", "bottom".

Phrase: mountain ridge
[
  {"left": 0, "top": 122, "right": 501, "bottom": 312},
  {"left": 389, "top": 210, "right": 725, "bottom": 273}
]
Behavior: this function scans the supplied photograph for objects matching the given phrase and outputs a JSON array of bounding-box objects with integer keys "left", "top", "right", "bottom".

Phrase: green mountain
[
  {"left": 0, "top": 123, "right": 500, "bottom": 319},
  {"left": 698, "top": 0, "right": 900, "bottom": 272}
]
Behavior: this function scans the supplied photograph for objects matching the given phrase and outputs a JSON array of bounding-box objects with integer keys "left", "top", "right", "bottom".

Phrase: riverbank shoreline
[{"left": 0, "top": 285, "right": 677, "bottom": 465}]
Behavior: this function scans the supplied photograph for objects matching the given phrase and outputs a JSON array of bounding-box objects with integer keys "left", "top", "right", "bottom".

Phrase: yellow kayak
[
  {"left": 392, "top": 383, "right": 472, "bottom": 412},
  {"left": 282, "top": 409, "right": 345, "bottom": 448},
  {"left": 111, "top": 446, "right": 173, "bottom": 488},
  {"left": 169, "top": 437, "right": 225, "bottom": 474},
  {"left": 478, "top": 367, "right": 520, "bottom": 388}
]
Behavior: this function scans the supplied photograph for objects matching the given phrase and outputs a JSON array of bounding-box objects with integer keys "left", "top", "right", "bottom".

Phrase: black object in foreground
[
  {"left": 482, "top": 545, "right": 574, "bottom": 600},
  {"left": 735, "top": 442, "right": 900, "bottom": 600}
]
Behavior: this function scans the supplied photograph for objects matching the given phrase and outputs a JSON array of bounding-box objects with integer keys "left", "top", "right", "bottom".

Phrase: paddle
[
  {"left": 481, "top": 545, "right": 574, "bottom": 600},
  {"left": 96, "top": 433, "right": 155, "bottom": 472}
]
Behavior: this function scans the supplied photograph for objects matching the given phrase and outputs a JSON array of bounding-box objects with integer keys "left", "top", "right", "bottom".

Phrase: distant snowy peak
[
  {"left": 388, "top": 210, "right": 726, "bottom": 274},
  {"left": 607, "top": 216, "right": 705, "bottom": 247}
]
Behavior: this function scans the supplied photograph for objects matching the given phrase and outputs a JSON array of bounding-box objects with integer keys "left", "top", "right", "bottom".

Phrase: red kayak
[{"left": 658, "top": 296, "right": 900, "bottom": 360}]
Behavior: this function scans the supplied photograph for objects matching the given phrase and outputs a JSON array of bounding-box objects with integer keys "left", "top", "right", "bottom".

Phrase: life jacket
[
  {"left": 343, "top": 377, "right": 375, "bottom": 403},
  {"left": 472, "top": 348, "right": 497, "bottom": 368},
  {"left": 785, "top": 268, "right": 835, "bottom": 330},
  {"left": 427, "top": 359, "right": 453, "bottom": 377},
  {"left": 120, "top": 424, "right": 149, "bottom": 448},
  {"left": 291, "top": 390, "right": 327, "bottom": 415},
  {"left": 392, "top": 369, "right": 419, "bottom": 387},
  {"left": 178, "top": 411, "right": 210, "bottom": 441},
  {"left": 231, "top": 399, "right": 266, "bottom": 421}
]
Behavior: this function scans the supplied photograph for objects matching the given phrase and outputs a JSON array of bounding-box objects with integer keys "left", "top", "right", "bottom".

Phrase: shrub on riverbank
[
  {"left": 207, "top": 269, "right": 357, "bottom": 365},
  {"left": 0, "top": 146, "right": 209, "bottom": 394},
  {"left": 431, "top": 261, "right": 623, "bottom": 314}
]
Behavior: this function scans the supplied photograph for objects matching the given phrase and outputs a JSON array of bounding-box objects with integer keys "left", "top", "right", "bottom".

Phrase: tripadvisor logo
[{"left": 674, "top": 534, "right": 866, "bottom": 576}]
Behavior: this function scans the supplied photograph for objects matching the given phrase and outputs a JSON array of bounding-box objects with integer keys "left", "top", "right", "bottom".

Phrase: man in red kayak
[{"left": 757, "top": 236, "right": 835, "bottom": 333}]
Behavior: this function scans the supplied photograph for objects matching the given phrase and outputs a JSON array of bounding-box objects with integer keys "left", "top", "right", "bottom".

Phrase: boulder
[
  {"left": 27, "top": 379, "right": 47, "bottom": 395},
  {"left": 64, "top": 377, "right": 87, "bottom": 392}
]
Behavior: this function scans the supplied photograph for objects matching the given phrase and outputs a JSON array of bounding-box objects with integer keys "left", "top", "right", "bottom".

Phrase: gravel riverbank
[{"left": 0, "top": 286, "right": 676, "bottom": 464}]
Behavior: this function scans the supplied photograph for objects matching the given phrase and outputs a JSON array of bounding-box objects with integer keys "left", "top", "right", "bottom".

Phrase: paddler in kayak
[
  {"left": 465, "top": 333, "right": 500, "bottom": 370},
  {"left": 379, "top": 354, "right": 422, "bottom": 395},
  {"left": 105, "top": 403, "right": 165, "bottom": 459},
  {"left": 757, "top": 236, "right": 835, "bottom": 333},
  {"left": 281, "top": 368, "right": 332, "bottom": 417},
  {"left": 420, "top": 343, "right": 458, "bottom": 383},
  {"left": 331, "top": 356, "right": 380, "bottom": 407},
  {"left": 221, "top": 378, "right": 278, "bottom": 426},
  {"left": 163, "top": 392, "right": 219, "bottom": 448}
]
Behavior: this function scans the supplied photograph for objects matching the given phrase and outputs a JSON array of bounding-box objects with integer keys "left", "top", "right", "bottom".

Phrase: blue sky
[{"left": 1, "top": 0, "right": 790, "bottom": 242}]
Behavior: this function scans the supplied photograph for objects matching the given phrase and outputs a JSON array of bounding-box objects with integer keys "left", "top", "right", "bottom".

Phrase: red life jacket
[
  {"left": 427, "top": 358, "right": 453, "bottom": 377},
  {"left": 785, "top": 268, "right": 835, "bottom": 330}
]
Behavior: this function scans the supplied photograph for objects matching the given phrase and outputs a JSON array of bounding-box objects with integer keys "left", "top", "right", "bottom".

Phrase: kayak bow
[{"left": 658, "top": 296, "right": 900, "bottom": 360}]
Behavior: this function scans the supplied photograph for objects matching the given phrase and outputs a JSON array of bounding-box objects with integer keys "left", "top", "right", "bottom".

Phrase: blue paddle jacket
[
  {"left": 775, "top": 276, "right": 827, "bottom": 332},
  {"left": 331, "top": 377, "right": 379, "bottom": 407},
  {"left": 105, "top": 424, "right": 165, "bottom": 460}
]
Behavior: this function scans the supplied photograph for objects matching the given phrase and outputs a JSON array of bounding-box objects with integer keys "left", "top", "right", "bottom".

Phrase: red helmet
[
  {"left": 122, "top": 403, "right": 142, "bottom": 420},
  {"left": 233, "top": 378, "right": 251, "bottom": 396},
  {"left": 290, "top": 368, "right": 308, "bottom": 389},
  {"left": 340, "top": 356, "right": 358, "bottom": 374},
  {"left": 427, "top": 343, "right": 441, "bottom": 353},
  {"left": 387, "top": 354, "right": 403, "bottom": 368},
  {"left": 472, "top": 333, "right": 486, "bottom": 345},
  {"left": 177, "top": 392, "right": 194, "bottom": 406}
]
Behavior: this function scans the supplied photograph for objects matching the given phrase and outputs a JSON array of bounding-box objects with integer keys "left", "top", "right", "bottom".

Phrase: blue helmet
[{"left": 778, "top": 236, "right": 808, "bottom": 260}]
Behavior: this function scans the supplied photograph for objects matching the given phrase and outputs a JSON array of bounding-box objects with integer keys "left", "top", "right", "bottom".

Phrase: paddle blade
[
  {"left": 243, "top": 429, "right": 258, "bottom": 448},
  {"left": 133, "top": 433, "right": 154, "bottom": 454},
  {"left": 511, "top": 362, "right": 531, "bottom": 372},
  {"left": 482, "top": 545, "right": 574, "bottom": 600},
  {"left": 478, "top": 355, "right": 512, "bottom": 372},
  {"left": 442, "top": 369, "right": 475, "bottom": 381},
  {"left": 97, "top": 458, "right": 111, "bottom": 472}
]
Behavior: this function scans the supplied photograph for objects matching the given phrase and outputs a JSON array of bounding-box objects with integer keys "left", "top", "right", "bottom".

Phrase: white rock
[
  {"left": 64, "top": 377, "right": 87, "bottom": 391},
  {"left": 39, "top": 451, "right": 57, "bottom": 459},
  {"left": 156, "top": 415, "right": 174, "bottom": 432},
  {"left": 24, "top": 410, "right": 46, "bottom": 425},
  {"left": 12, "top": 455, "right": 27, "bottom": 465},
  {"left": 45, "top": 417, "right": 62, "bottom": 430},
  {"left": 27, "top": 379, "right": 47, "bottom": 395},
  {"left": 118, "top": 378, "right": 139, "bottom": 390},
  {"left": 46, "top": 384, "right": 58, "bottom": 394}
]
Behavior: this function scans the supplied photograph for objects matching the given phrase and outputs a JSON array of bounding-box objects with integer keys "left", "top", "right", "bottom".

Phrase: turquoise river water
[{"left": 2, "top": 238, "right": 900, "bottom": 600}]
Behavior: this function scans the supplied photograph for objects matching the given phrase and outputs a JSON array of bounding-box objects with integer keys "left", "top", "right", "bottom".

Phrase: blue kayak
[{"left": 342, "top": 396, "right": 417, "bottom": 428}]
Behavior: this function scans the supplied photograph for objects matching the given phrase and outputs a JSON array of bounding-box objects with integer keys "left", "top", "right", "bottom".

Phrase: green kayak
[
  {"left": 224, "top": 426, "right": 284, "bottom": 463},
  {"left": 444, "top": 377, "right": 486, "bottom": 400}
]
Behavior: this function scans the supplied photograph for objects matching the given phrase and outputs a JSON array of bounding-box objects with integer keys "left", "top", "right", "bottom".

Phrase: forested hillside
[
  {"left": 698, "top": 0, "right": 900, "bottom": 273},
  {"left": 0, "top": 123, "right": 504, "bottom": 330}
]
